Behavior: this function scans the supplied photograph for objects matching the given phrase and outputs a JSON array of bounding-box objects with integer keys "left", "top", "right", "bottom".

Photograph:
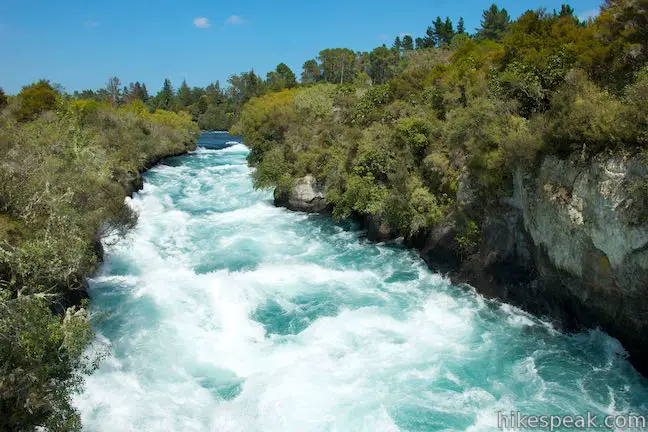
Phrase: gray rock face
[
  {"left": 418, "top": 155, "right": 648, "bottom": 375},
  {"left": 274, "top": 175, "right": 329, "bottom": 213},
  {"left": 274, "top": 158, "right": 648, "bottom": 374},
  {"left": 511, "top": 156, "right": 648, "bottom": 374}
]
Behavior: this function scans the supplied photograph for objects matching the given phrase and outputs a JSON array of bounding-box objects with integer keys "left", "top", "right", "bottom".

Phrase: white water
[{"left": 76, "top": 135, "right": 648, "bottom": 431}]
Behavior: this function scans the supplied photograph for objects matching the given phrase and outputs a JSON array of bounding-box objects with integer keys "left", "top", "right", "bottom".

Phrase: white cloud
[
  {"left": 84, "top": 20, "right": 100, "bottom": 28},
  {"left": 399, "top": 32, "right": 411, "bottom": 38},
  {"left": 578, "top": 9, "right": 599, "bottom": 21},
  {"left": 193, "top": 17, "right": 210, "bottom": 28},
  {"left": 225, "top": 15, "right": 243, "bottom": 25},
  {"left": 377, "top": 33, "right": 389, "bottom": 41}
]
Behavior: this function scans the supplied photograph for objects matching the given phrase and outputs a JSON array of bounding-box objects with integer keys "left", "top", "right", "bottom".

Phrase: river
[{"left": 75, "top": 132, "right": 648, "bottom": 431}]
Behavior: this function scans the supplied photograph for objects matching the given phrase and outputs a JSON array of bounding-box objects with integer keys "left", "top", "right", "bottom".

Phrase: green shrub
[
  {"left": 541, "top": 69, "right": 627, "bottom": 156},
  {"left": 14, "top": 80, "right": 59, "bottom": 122},
  {"left": 0, "top": 297, "right": 95, "bottom": 432},
  {"left": 332, "top": 173, "right": 389, "bottom": 219},
  {"left": 455, "top": 219, "right": 481, "bottom": 256},
  {"left": 622, "top": 67, "right": 648, "bottom": 147}
]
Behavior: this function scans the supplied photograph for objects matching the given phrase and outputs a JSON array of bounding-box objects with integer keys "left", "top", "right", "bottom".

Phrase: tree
[
  {"left": 457, "top": 17, "right": 466, "bottom": 34},
  {"left": 228, "top": 70, "right": 264, "bottom": 106},
  {"left": 141, "top": 83, "right": 150, "bottom": 102},
  {"left": 319, "top": 48, "right": 358, "bottom": 84},
  {"left": 126, "top": 82, "right": 148, "bottom": 103},
  {"left": 433, "top": 17, "right": 455, "bottom": 45},
  {"left": 402, "top": 35, "right": 414, "bottom": 51},
  {"left": 393, "top": 36, "right": 402, "bottom": 53},
  {"left": 368, "top": 46, "right": 398, "bottom": 84},
  {"left": 176, "top": 80, "right": 192, "bottom": 108},
  {"left": 477, "top": 4, "right": 511, "bottom": 40},
  {"left": 301, "top": 59, "right": 322, "bottom": 84},
  {"left": 14, "top": 80, "right": 58, "bottom": 122},
  {"left": 106, "top": 76, "right": 121, "bottom": 106},
  {"left": 205, "top": 81, "right": 225, "bottom": 105},
  {"left": 0, "top": 87, "right": 7, "bottom": 109},
  {"left": 73, "top": 89, "right": 96, "bottom": 100},
  {"left": 593, "top": 0, "right": 648, "bottom": 87},
  {"left": 433, "top": 17, "right": 445, "bottom": 45},
  {"left": 268, "top": 63, "right": 297, "bottom": 90},
  {"left": 444, "top": 17, "right": 455, "bottom": 43},
  {"left": 417, "top": 26, "right": 435, "bottom": 49},
  {"left": 559, "top": 4, "right": 575, "bottom": 16},
  {"left": 156, "top": 78, "right": 175, "bottom": 111}
]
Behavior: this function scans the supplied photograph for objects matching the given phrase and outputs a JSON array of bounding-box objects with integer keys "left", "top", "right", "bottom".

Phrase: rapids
[{"left": 76, "top": 133, "right": 648, "bottom": 431}]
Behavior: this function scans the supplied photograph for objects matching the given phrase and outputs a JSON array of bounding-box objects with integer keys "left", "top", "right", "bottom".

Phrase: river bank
[{"left": 274, "top": 152, "right": 648, "bottom": 377}]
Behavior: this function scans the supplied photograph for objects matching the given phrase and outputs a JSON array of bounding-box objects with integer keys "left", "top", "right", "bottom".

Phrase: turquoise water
[{"left": 76, "top": 133, "right": 648, "bottom": 431}]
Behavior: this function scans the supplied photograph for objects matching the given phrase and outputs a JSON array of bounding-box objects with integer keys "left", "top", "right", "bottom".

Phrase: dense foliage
[
  {"left": 233, "top": 0, "right": 648, "bottom": 238},
  {"left": 71, "top": 62, "right": 302, "bottom": 132},
  {"left": 0, "top": 81, "right": 198, "bottom": 430}
]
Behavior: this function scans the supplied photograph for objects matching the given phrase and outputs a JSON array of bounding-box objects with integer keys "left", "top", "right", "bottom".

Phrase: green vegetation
[
  {"left": 71, "top": 63, "right": 303, "bottom": 131},
  {"left": 232, "top": 0, "right": 648, "bottom": 240},
  {"left": 0, "top": 80, "right": 198, "bottom": 430},
  {"left": 1, "top": 1, "right": 647, "bottom": 428}
]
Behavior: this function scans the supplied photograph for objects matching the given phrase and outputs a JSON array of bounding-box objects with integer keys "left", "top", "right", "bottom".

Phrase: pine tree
[
  {"left": 444, "top": 17, "right": 455, "bottom": 43},
  {"left": 127, "top": 82, "right": 147, "bottom": 103},
  {"left": 477, "top": 4, "right": 511, "bottom": 41},
  {"left": 433, "top": 17, "right": 445, "bottom": 45},
  {"left": 393, "top": 36, "right": 402, "bottom": 52},
  {"left": 420, "top": 26, "right": 435, "bottom": 48},
  {"left": 177, "top": 80, "right": 192, "bottom": 108},
  {"left": 559, "top": 4, "right": 575, "bottom": 16},
  {"left": 402, "top": 35, "right": 414, "bottom": 51},
  {"left": 140, "top": 83, "right": 149, "bottom": 102},
  {"left": 457, "top": 17, "right": 465, "bottom": 34},
  {"left": 156, "top": 79, "right": 175, "bottom": 111}
]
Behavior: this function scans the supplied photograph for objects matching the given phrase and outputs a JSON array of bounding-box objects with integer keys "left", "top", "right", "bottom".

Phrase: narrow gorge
[{"left": 76, "top": 134, "right": 648, "bottom": 431}]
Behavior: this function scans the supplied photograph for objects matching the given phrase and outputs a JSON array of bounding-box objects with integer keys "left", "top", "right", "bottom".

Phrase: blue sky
[{"left": 0, "top": 0, "right": 602, "bottom": 94}]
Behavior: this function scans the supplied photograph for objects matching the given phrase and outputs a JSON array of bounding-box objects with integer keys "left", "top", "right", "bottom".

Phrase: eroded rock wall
[{"left": 275, "top": 155, "right": 648, "bottom": 374}]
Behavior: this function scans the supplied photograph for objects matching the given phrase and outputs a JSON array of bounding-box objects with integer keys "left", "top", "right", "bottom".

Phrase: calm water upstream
[{"left": 76, "top": 133, "right": 648, "bottom": 431}]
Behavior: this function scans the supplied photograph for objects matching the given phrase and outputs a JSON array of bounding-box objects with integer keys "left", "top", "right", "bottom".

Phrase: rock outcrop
[
  {"left": 417, "top": 154, "right": 648, "bottom": 375},
  {"left": 274, "top": 175, "right": 330, "bottom": 213},
  {"left": 274, "top": 155, "right": 648, "bottom": 375}
]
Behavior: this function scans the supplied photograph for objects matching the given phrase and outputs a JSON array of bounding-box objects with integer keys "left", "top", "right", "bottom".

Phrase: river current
[{"left": 76, "top": 133, "right": 648, "bottom": 431}]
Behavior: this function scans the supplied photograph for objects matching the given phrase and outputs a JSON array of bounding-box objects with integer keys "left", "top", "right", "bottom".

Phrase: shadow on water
[{"left": 198, "top": 131, "right": 244, "bottom": 150}]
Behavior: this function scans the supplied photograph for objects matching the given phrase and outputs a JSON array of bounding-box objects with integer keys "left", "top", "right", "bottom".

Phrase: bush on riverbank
[
  {"left": 0, "top": 80, "right": 198, "bottom": 430},
  {"left": 232, "top": 1, "right": 648, "bottom": 236}
]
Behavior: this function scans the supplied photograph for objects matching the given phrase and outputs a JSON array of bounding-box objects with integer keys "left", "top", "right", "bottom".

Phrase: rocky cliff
[{"left": 274, "top": 154, "right": 648, "bottom": 375}]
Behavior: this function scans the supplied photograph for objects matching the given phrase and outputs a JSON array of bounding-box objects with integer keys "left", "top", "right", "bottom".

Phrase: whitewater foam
[{"left": 76, "top": 134, "right": 648, "bottom": 432}]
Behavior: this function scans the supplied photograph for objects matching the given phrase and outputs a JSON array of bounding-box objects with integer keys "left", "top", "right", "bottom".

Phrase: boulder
[{"left": 274, "top": 175, "right": 330, "bottom": 213}]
